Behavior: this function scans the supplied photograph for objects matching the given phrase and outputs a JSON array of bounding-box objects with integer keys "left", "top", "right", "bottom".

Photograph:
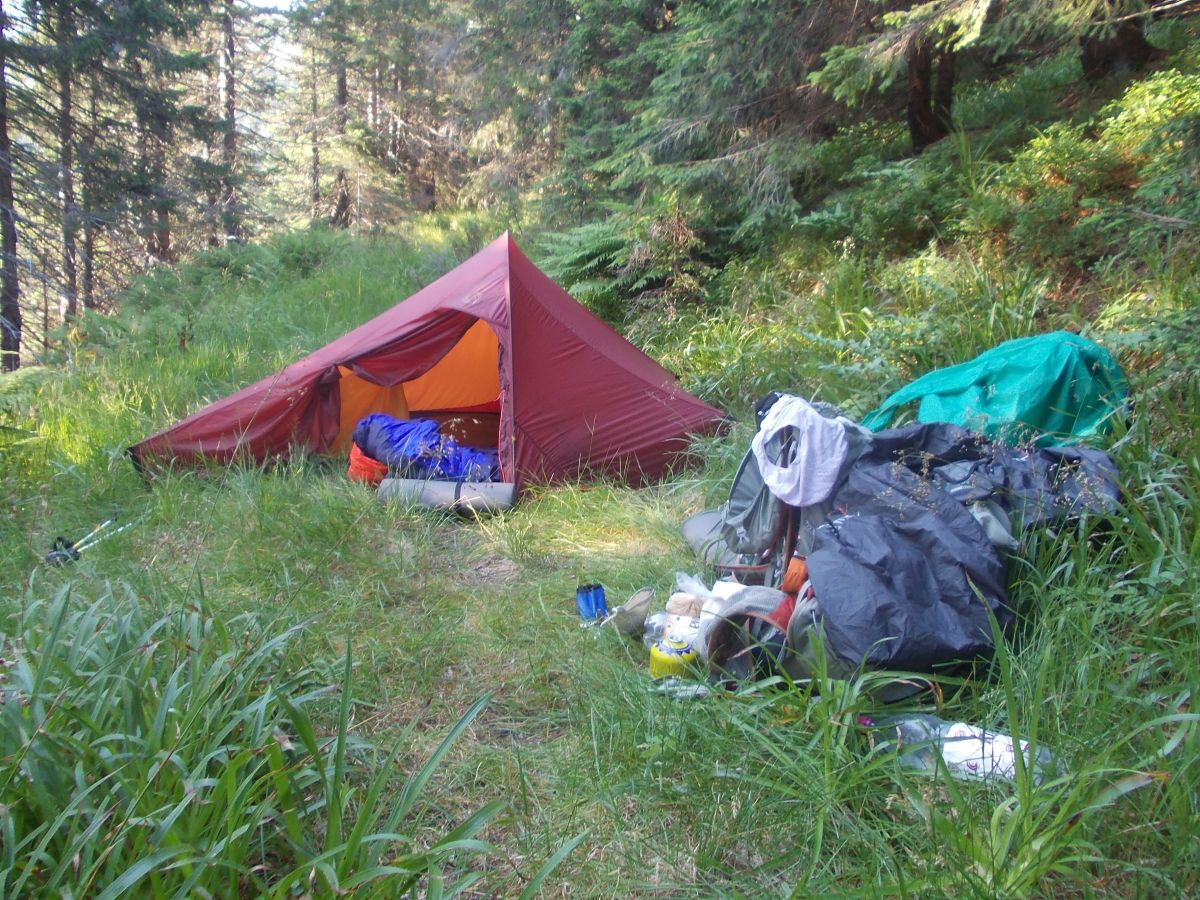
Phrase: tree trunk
[
  {"left": 330, "top": 0, "right": 348, "bottom": 136},
  {"left": 152, "top": 71, "right": 173, "bottom": 263},
  {"left": 906, "top": 39, "right": 955, "bottom": 154},
  {"left": 132, "top": 59, "right": 158, "bottom": 261},
  {"left": 1080, "top": 20, "right": 1154, "bottom": 81},
  {"left": 57, "top": 6, "right": 78, "bottom": 319},
  {"left": 83, "top": 219, "right": 96, "bottom": 306},
  {"left": 933, "top": 48, "right": 955, "bottom": 135},
  {"left": 310, "top": 46, "right": 320, "bottom": 216},
  {"left": 369, "top": 66, "right": 378, "bottom": 130},
  {"left": 388, "top": 69, "right": 401, "bottom": 172},
  {"left": 0, "top": 0, "right": 20, "bottom": 371},
  {"left": 335, "top": 62, "right": 347, "bottom": 135},
  {"left": 330, "top": 169, "right": 351, "bottom": 228},
  {"left": 132, "top": 63, "right": 172, "bottom": 264},
  {"left": 415, "top": 175, "right": 436, "bottom": 212},
  {"left": 41, "top": 257, "right": 49, "bottom": 354},
  {"left": 220, "top": 3, "right": 240, "bottom": 241},
  {"left": 155, "top": 201, "right": 172, "bottom": 262},
  {"left": 205, "top": 33, "right": 221, "bottom": 247},
  {"left": 81, "top": 75, "right": 97, "bottom": 308}
]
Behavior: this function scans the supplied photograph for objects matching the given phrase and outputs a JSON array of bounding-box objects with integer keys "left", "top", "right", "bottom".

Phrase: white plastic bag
[{"left": 674, "top": 573, "right": 741, "bottom": 666}]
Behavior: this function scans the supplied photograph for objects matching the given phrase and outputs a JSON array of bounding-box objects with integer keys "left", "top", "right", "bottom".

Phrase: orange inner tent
[{"left": 331, "top": 319, "right": 501, "bottom": 452}]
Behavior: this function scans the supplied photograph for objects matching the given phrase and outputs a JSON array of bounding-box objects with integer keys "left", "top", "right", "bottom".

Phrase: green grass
[
  {"left": 0, "top": 584, "right": 501, "bottom": 897},
  {"left": 2, "top": 180, "right": 1200, "bottom": 894}
]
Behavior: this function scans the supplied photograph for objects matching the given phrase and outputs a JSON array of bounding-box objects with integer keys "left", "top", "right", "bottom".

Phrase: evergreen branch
[{"left": 1111, "top": 0, "right": 1200, "bottom": 21}]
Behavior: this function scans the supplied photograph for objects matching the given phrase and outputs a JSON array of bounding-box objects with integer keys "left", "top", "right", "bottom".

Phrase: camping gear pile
[{"left": 679, "top": 331, "right": 1127, "bottom": 690}]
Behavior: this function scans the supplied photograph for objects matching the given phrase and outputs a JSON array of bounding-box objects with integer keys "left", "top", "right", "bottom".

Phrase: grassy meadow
[{"left": 3, "top": 42, "right": 1200, "bottom": 898}]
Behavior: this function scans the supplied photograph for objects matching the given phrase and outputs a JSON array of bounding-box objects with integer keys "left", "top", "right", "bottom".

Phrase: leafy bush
[
  {"left": 186, "top": 242, "right": 283, "bottom": 285},
  {"left": 958, "top": 60, "right": 1200, "bottom": 265},
  {"left": 541, "top": 203, "right": 716, "bottom": 325},
  {"left": 633, "top": 240, "right": 1052, "bottom": 416},
  {"left": 269, "top": 226, "right": 351, "bottom": 278},
  {"left": 953, "top": 51, "right": 1081, "bottom": 139},
  {"left": 100, "top": 242, "right": 286, "bottom": 356},
  {"left": 0, "top": 586, "right": 498, "bottom": 897},
  {"left": 973, "top": 122, "right": 1132, "bottom": 263},
  {"left": 1088, "top": 69, "right": 1200, "bottom": 254},
  {"left": 797, "top": 140, "right": 968, "bottom": 253}
]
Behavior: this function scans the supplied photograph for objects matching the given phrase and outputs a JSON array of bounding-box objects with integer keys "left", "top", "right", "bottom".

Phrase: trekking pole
[
  {"left": 73, "top": 519, "right": 114, "bottom": 549},
  {"left": 44, "top": 516, "right": 144, "bottom": 565},
  {"left": 45, "top": 518, "right": 113, "bottom": 564},
  {"left": 73, "top": 518, "right": 141, "bottom": 553}
]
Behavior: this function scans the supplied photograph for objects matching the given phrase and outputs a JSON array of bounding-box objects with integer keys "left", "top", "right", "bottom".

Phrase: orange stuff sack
[
  {"left": 348, "top": 442, "right": 388, "bottom": 486},
  {"left": 780, "top": 556, "right": 809, "bottom": 594}
]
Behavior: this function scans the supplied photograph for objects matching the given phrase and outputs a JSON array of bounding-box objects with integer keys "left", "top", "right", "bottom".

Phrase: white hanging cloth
[{"left": 750, "top": 395, "right": 849, "bottom": 507}]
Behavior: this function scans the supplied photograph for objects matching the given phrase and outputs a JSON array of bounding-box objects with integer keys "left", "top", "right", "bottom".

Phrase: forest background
[{"left": 0, "top": 0, "right": 1198, "bottom": 896}]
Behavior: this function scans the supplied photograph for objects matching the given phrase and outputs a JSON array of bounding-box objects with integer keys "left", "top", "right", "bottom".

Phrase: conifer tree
[
  {"left": 289, "top": 0, "right": 451, "bottom": 221},
  {"left": 0, "top": 0, "right": 19, "bottom": 370},
  {"left": 0, "top": 0, "right": 232, "bottom": 360},
  {"left": 813, "top": 0, "right": 1198, "bottom": 153}
]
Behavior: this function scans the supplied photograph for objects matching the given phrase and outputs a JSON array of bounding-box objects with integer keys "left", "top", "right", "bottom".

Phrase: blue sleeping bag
[{"left": 353, "top": 414, "right": 499, "bottom": 482}]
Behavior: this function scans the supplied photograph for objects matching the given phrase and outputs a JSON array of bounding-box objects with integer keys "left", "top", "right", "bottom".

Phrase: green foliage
[
  {"left": 1090, "top": 68, "right": 1200, "bottom": 252},
  {"left": 106, "top": 242, "right": 291, "bottom": 359},
  {"left": 811, "top": 0, "right": 1165, "bottom": 110},
  {"left": 625, "top": 239, "right": 1051, "bottom": 416},
  {"left": 540, "top": 201, "right": 716, "bottom": 325},
  {"left": 982, "top": 122, "right": 1133, "bottom": 261},
  {"left": 187, "top": 242, "right": 285, "bottom": 283},
  {"left": 538, "top": 214, "right": 632, "bottom": 321},
  {"left": 957, "top": 61, "right": 1200, "bottom": 265},
  {"left": 532, "top": 0, "right": 886, "bottom": 241},
  {"left": 540, "top": 0, "right": 670, "bottom": 213},
  {"left": 269, "top": 225, "right": 353, "bottom": 278},
  {"left": 791, "top": 42, "right": 1200, "bottom": 269},
  {"left": 959, "top": 51, "right": 1082, "bottom": 132},
  {"left": 0, "top": 585, "right": 498, "bottom": 896},
  {"left": 798, "top": 148, "right": 966, "bottom": 250}
]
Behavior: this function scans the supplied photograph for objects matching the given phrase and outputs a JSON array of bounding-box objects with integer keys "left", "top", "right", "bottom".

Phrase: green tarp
[{"left": 861, "top": 331, "right": 1128, "bottom": 446}]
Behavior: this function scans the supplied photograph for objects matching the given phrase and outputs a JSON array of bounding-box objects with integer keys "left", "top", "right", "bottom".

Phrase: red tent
[{"left": 130, "top": 233, "right": 726, "bottom": 490}]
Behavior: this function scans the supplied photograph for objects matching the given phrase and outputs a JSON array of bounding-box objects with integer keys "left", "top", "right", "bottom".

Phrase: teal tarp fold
[{"left": 861, "top": 331, "right": 1129, "bottom": 446}]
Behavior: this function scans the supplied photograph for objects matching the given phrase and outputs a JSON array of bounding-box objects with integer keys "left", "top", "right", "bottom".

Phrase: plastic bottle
[{"left": 860, "top": 713, "right": 1055, "bottom": 785}]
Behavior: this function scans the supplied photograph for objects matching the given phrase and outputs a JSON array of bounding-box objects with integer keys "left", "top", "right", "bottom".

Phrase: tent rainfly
[{"left": 129, "top": 233, "right": 726, "bottom": 490}]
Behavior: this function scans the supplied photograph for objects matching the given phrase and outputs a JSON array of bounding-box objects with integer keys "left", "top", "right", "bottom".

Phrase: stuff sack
[
  {"left": 347, "top": 442, "right": 388, "bottom": 485},
  {"left": 353, "top": 415, "right": 441, "bottom": 471}
]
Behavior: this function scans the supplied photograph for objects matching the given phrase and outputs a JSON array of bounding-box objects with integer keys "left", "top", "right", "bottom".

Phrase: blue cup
[
  {"left": 575, "top": 583, "right": 608, "bottom": 620},
  {"left": 592, "top": 585, "right": 608, "bottom": 618}
]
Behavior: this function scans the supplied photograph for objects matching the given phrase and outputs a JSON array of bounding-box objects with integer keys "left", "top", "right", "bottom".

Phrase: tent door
[
  {"left": 332, "top": 369, "right": 410, "bottom": 453},
  {"left": 332, "top": 318, "right": 502, "bottom": 454}
]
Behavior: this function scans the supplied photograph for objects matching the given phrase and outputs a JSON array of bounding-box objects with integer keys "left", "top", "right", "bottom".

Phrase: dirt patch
[
  {"left": 474, "top": 706, "right": 565, "bottom": 747},
  {"left": 454, "top": 553, "right": 521, "bottom": 589}
]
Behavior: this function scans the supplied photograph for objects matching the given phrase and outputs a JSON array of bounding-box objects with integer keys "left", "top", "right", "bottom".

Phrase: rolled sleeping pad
[{"left": 376, "top": 478, "right": 516, "bottom": 513}]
